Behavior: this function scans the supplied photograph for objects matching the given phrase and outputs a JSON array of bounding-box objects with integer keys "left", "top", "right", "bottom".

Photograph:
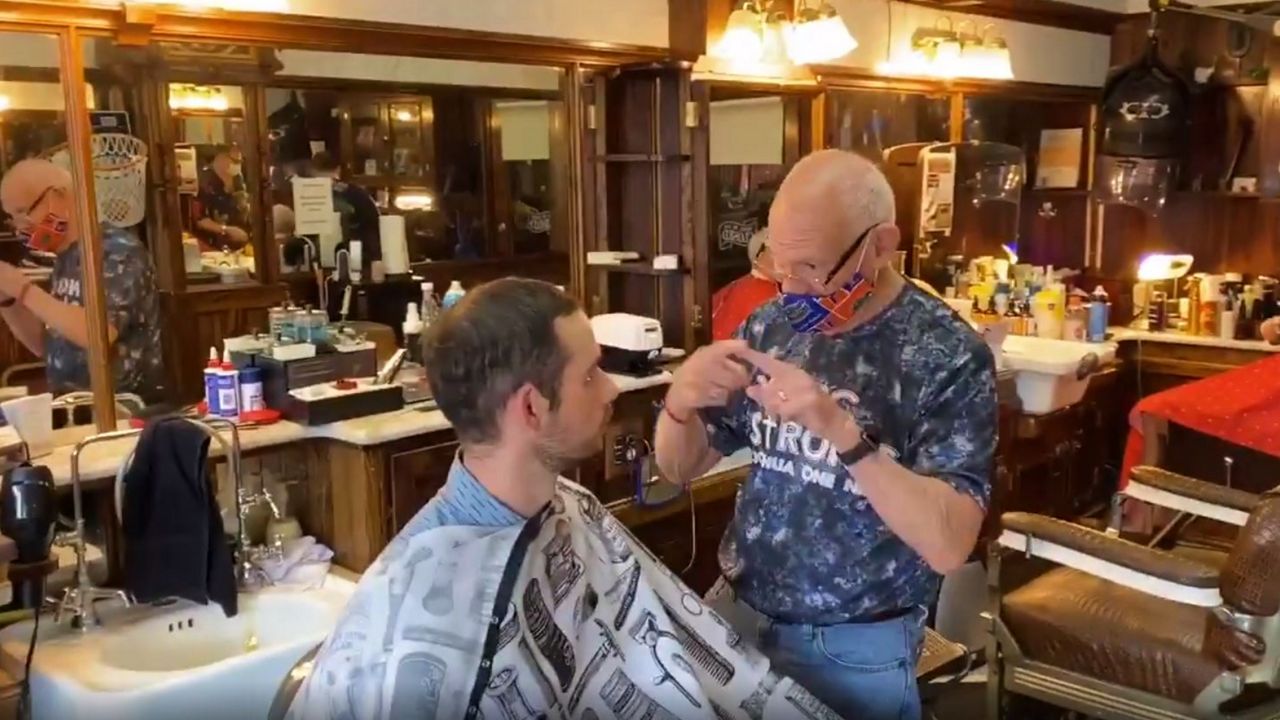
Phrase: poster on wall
[
  {"left": 918, "top": 147, "right": 956, "bottom": 236},
  {"left": 1036, "top": 128, "right": 1084, "bottom": 189},
  {"left": 292, "top": 176, "right": 336, "bottom": 235},
  {"left": 174, "top": 144, "right": 198, "bottom": 196}
]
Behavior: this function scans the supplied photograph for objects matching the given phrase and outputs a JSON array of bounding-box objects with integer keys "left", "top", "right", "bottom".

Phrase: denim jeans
[{"left": 708, "top": 580, "right": 926, "bottom": 720}]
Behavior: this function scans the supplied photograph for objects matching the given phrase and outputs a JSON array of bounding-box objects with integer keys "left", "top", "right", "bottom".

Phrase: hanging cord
[
  {"left": 631, "top": 437, "right": 699, "bottom": 574},
  {"left": 17, "top": 581, "right": 41, "bottom": 720}
]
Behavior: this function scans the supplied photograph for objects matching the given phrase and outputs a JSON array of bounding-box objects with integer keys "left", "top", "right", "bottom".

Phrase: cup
[{"left": 1, "top": 393, "right": 54, "bottom": 459}]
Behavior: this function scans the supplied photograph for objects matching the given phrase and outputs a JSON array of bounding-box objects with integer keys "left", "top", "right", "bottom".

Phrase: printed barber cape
[{"left": 288, "top": 480, "right": 839, "bottom": 720}]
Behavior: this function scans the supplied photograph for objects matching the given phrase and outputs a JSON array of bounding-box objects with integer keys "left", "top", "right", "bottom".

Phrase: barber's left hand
[
  {"left": 738, "top": 348, "right": 859, "bottom": 445},
  {"left": 0, "top": 261, "right": 29, "bottom": 300}
]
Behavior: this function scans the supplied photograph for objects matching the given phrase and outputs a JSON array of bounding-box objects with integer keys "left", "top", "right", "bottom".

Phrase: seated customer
[
  {"left": 288, "top": 278, "right": 835, "bottom": 719},
  {"left": 0, "top": 159, "right": 164, "bottom": 401}
]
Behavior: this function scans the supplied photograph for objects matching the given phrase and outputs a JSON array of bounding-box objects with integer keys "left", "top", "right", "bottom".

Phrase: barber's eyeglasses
[
  {"left": 775, "top": 223, "right": 878, "bottom": 290},
  {"left": 12, "top": 186, "right": 56, "bottom": 225}
]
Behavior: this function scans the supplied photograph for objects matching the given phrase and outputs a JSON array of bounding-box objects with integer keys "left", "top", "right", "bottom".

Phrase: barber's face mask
[
  {"left": 778, "top": 224, "right": 878, "bottom": 334},
  {"left": 14, "top": 187, "right": 68, "bottom": 253}
]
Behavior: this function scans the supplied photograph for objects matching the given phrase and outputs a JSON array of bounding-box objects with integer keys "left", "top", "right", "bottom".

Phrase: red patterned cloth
[{"left": 1121, "top": 353, "right": 1280, "bottom": 487}]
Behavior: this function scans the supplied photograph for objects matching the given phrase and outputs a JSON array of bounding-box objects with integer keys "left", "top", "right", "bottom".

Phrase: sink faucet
[
  {"left": 235, "top": 487, "right": 285, "bottom": 590},
  {"left": 57, "top": 417, "right": 257, "bottom": 631}
]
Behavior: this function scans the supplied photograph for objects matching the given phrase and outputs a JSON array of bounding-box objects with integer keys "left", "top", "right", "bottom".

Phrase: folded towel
[{"left": 259, "top": 536, "right": 333, "bottom": 589}]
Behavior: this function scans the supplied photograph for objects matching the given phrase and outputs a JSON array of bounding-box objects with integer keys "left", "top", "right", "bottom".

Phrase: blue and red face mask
[{"left": 778, "top": 224, "right": 878, "bottom": 334}]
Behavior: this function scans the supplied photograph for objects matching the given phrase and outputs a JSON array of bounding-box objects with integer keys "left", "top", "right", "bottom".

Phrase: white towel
[{"left": 258, "top": 536, "right": 333, "bottom": 589}]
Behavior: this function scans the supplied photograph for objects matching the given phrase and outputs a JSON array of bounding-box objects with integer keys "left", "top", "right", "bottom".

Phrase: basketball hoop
[{"left": 45, "top": 133, "right": 149, "bottom": 229}]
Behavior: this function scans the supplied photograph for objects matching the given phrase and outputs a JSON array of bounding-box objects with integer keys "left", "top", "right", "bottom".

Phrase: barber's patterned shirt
[
  {"left": 702, "top": 282, "right": 997, "bottom": 624},
  {"left": 46, "top": 227, "right": 163, "bottom": 398}
]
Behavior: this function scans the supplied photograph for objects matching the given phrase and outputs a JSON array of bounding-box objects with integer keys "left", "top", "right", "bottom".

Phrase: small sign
[
  {"left": 292, "top": 176, "right": 335, "bottom": 235},
  {"left": 89, "top": 111, "right": 131, "bottom": 136}
]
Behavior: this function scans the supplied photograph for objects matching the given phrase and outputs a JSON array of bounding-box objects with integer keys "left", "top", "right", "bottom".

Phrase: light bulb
[
  {"left": 0, "top": 95, "right": 10, "bottom": 112},
  {"left": 786, "top": 7, "right": 857, "bottom": 65},
  {"left": 715, "top": 5, "right": 765, "bottom": 62}
]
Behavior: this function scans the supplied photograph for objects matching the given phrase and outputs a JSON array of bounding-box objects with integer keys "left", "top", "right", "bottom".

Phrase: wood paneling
[
  {"left": 0, "top": 2, "right": 666, "bottom": 68},
  {"left": 898, "top": 0, "right": 1122, "bottom": 35},
  {"left": 301, "top": 439, "right": 390, "bottom": 572},
  {"left": 160, "top": 284, "right": 286, "bottom": 403},
  {"left": 388, "top": 438, "right": 459, "bottom": 530}
]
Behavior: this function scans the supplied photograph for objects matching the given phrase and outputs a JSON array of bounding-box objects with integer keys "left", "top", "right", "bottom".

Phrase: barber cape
[{"left": 288, "top": 479, "right": 838, "bottom": 720}]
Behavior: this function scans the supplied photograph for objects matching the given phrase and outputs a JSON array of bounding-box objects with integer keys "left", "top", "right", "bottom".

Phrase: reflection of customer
[
  {"left": 0, "top": 160, "right": 164, "bottom": 399},
  {"left": 312, "top": 152, "right": 381, "bottom": 263},
  {"left": 710, "top": 228, "right": 779, "bottom": 341},
  {"left": 194, "top": 147, "right": 251, "bottom": 250}
]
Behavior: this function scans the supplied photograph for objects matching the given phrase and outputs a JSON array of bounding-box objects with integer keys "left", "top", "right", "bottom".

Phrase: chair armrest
[
  {"left": 1128, "top": 466, "right": 1259, "bottom": 527},
  {"left": 999, "top": 512, "right": 1222, "bottom": 607}
]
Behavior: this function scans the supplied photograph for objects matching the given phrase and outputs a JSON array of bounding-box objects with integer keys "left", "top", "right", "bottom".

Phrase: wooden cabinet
[
  {"left": 986, "top": 366, "right": 1126, "bottom": 541},
  {"left": 387, "top": 437, "right": 459, "bottom": 531}
]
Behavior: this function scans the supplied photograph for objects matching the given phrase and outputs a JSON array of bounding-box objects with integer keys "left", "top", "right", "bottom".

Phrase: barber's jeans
[{"left": 708, "top": 581, "right": 925, "bottom": 720}]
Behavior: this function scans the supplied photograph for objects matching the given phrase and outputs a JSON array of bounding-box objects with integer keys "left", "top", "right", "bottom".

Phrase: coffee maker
[{"left": 1, "top": 462, "right": 57, "bottom": 609}]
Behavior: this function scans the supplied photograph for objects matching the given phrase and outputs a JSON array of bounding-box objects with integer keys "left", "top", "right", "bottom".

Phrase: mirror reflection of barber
[
  {"left": 0, "top": 159, "right": 164, "bottom": 401},
  {"left": 194, "top": 145, "right": 251, "bottom": 251}
]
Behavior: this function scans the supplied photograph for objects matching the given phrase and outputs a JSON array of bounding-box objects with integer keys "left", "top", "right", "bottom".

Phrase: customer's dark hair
[
  {"left": 311, "top": 151, "right": 340, "bottom": 174},
  {"left": 424, "top": 278, "right": 579, "bottom": 444}
]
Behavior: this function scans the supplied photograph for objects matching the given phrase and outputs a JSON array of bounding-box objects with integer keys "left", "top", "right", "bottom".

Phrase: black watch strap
[{"left": 837, "top": 429, "right": 880, "bottom": 467}]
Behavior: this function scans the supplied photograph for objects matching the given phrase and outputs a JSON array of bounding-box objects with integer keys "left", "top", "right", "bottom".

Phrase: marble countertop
[
  {"left": 1110, "top": 327, "right": 1280, "bottom": 353},
  {"left": 37, "top": 371, "right": 675, "bottom": 487}
]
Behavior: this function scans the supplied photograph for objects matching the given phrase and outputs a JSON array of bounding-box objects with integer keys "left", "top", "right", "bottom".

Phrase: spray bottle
[
  {"left": 217, "top": 347, "right": 241, "bottom": 419},
  {"left": 203, "top": 347, "right": 221, "bottom": 416}
]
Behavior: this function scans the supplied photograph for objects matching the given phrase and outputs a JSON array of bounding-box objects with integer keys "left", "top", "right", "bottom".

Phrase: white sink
[{"left": 0, "top": 574, "right": 356, "bottom": 720}]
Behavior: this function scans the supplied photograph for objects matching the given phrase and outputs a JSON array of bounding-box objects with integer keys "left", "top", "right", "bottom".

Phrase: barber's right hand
[
  {"left": 664, "top": 339, "right": 753, "bottom": 423},
  {"left": 225, "top": 226, "right": 249, "bottom": 245}
]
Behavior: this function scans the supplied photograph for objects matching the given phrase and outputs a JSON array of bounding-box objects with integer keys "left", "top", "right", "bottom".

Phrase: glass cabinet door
[
  {"left": 825, "top": 88, "right": 951, "bottom": 162},
  {"left": 388, "top": 101, "right": 426, "bottom": 178},
  {"left": 349, "top": 100, "right": 383, "bottom": 178}
]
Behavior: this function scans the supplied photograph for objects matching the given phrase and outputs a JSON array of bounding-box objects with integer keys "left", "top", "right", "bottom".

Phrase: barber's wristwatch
[{"left": 837, "top": 427, "right": 881, "bottom": 468}]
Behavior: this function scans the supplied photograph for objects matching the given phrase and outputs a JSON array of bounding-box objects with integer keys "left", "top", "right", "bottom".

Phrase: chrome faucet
[{"left": 58, "top": 417, "right": 264, "bottom": 631}]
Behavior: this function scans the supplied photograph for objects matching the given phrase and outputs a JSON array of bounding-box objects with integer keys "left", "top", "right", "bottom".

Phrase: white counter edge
[{"left": 40, "top": 371, "right": 675, "bottom": 486}]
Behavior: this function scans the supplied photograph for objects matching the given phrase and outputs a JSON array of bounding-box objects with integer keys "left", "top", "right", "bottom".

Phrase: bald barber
[
  {"left": 0, "top": 159, "right": 163, "bottom": 400},
  {"left": 655, "top": 150, "right": 997, "bottom": 719}
]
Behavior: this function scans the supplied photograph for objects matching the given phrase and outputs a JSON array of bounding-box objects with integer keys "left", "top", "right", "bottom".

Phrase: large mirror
[
  {"left": 261, "top": 51, "right": 566, "bottom": 277},
  {"left": 706, "top": 87, "right": 814, "bottom": 304}
]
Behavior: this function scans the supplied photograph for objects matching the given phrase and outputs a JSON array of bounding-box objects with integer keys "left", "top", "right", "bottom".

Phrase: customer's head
[
  {"left": 311, "top": 152, "right": 341, "bottom": 179},
  {"left": 210, "top": 147, "right": 235, "bottom": 181},
  {"left": 0, "top": 159, "right": 77, "bottom": 253},
  {"left": 768, "top": 149, "right": 899, "bottom": 296},
  {"left": 424, "top": 278, "right": 619, "bottom": 473}
]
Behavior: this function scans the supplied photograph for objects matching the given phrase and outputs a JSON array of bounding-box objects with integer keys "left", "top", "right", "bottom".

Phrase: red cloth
[
  {"left": 711, "top": 275, "right": 779, "bottom": 341},
  {"left": 1120, "top": 353, "right": 1280, "bottom": 486}
]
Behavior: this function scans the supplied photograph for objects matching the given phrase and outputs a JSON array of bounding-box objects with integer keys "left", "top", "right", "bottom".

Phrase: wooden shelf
[
  {"left": 597, "top": 153, "right": 691, "bottom": 163},
  {"left": 588, "top": 262, "right": 687, "bottom": 276}
]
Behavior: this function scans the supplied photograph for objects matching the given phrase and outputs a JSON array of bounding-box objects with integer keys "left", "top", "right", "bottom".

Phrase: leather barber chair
[
  {"left": 267, "top": 644, "right": 320, "bottom": 720},
  {"left": 986, "top": 466, "right": 1280, "bottom": 720}
]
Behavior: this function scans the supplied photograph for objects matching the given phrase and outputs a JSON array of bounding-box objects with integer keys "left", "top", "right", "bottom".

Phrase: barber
[
  {"left": 654, "top": 150, "right": 997, "bottom": 720},
  {"left": 194, "top": 146, "right": 251, "bottom": 251},
  {"left": 0, "top": 159, "right": 164, "bottom": 401}
]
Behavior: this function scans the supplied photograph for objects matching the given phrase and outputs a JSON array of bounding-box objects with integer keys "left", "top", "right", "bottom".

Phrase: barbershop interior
[{"left": 3, "top": 0, "right": 1280, "bottom": 718}]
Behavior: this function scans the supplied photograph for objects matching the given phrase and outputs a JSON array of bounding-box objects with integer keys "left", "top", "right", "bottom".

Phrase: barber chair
[
  {"left": 986, "top": 466, "right": 1280, "bottom": 720},
  {"left": 267, "top": 644, "right": 320, "bottom": 720}
]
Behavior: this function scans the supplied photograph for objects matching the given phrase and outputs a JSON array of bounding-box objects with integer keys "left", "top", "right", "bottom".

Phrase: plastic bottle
[
  {"left": 1088, "top": 285, "right": 1110, "bottom": 342},
  {"left": 217, "top": 348, "right": 241, "bottom": 419},
  {"left": 442, "top": 280, "right": 466, "bottom": 309},
  {"left": 239, "top": 364, "right": 265, "bottom": 413},
  {"left": 203, "top": 347, "right": 221, "bottom": 416},
  {"left": 403, "top": 302, "right": 424, "bottom": 365},
  {"left": 1220, "top": 295, "right": 1237, "bottom": 341},
  {"left": 420, "top": 282, "right": 441, "bottom": 328}
]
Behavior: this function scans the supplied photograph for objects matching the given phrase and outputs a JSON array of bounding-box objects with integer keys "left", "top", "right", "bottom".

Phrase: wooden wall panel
[{"left": 161, "top": 284, "right": 287, "bottom": 403}]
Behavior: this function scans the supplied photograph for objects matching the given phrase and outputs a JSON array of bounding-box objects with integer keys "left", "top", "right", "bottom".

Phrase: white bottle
[
  {"left": 442, "top": 280, "right": 466, "bottom": 309},
  {"left": 217, "top": 347, "right": 241, "bottom": 419},
  {"left": 403, "top": 302, "right": 424, "bottom": 365}
]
